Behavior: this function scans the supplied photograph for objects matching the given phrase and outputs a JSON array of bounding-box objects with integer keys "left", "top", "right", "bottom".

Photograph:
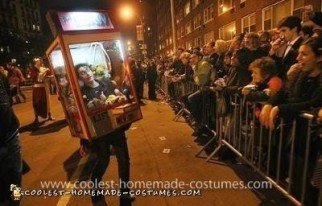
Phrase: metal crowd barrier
[
  {"left": 172, "top": 81, "right": 199, "bottom": 122},
  {"left": 197, "top": 93, "right": 322, "bottom": 206}
]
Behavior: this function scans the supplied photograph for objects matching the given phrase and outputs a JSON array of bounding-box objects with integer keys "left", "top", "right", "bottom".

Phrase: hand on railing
[
  {"left": 268, "top": 106, "right": 279, "bottom": 130},
  {"left": 259, "top": 104, "right": 273, "bottom": 128}
]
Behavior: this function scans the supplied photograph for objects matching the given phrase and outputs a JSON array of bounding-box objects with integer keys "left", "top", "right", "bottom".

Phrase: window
[
  {"left": 194, "top": 37, "right": 202, "bottom": 47},
  {"left": 177, "top": 28, "right": 181, "bottom": 39},
  {"left": 176, "top": 9, "right": 184, "bottom": 24},
  {"left": 262, "top": 0, "right": 292, "bottom": 30},
  {"left": 293, "top": 0, "right": 305, "bottom": 18},
  {"left": 181, "top": 26, "right": 185, "bottom": 37},
  {"left": 204, "top": 4, "right": 214, "bottom": 23},
  {"left": 185, "top": 21, "right": 192, "bottom": 34},
  {"left": 242, "top": 13, "right": 256, "bottom": 33},
  {"left": 204, "top": 31, "right": 214, "bottom": 44},
  {"left": 218, "top": 0, "right": 233, "bottom": 15},
  {"left": 186, "top": 41, "right": 192, "bottom": 50},
  {"left": 184, "top": 2, "right": 191, "bottom": 16},
  {"left": 193, "top": 13, "right": 202, "bottom": 29},
  {"left": 192, "top": 0, "right": 201, "bottom": 8},
  {"left": 240, "top": 0, "right": 246, "bottom": 8},
  {"left": 219, "top": 21, "right": 236, "bottom": 40}
]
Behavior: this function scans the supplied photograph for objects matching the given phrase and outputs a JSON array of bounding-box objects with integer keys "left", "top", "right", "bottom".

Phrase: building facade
[
  {"left": 0, "top": 0, "right": 42, "bottom": 64},
  {"left": 156, "top": 0, "right": 322, "bottom": 56}
]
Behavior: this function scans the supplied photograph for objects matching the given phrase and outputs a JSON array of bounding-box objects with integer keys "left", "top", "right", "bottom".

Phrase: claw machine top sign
[
  {"left": 47, "top": 11, "right": 117, "bottom": 36},
  {"left": 58, "top": 11, "right": 114, "bottom": 31},
  {"left": 46, "top": 10, "right": 142, "bottom": 140}
]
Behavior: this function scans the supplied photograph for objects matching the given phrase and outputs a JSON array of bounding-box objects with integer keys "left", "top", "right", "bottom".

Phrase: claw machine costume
[{"left": 46, "top": 11, "right": 142, "bottom": 140}]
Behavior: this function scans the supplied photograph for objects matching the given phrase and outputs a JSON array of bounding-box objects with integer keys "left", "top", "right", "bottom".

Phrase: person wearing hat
[{"left": 30, "top": 58, "right": 55, "bottom": 125}]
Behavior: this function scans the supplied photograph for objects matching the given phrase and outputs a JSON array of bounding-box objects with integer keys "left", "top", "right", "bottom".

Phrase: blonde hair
[
  {"left": 215, "top": 40, "right": 228, "bottom": 54},
  {"left": 180, "top": 52, "right": 191, "bottom": 59}
]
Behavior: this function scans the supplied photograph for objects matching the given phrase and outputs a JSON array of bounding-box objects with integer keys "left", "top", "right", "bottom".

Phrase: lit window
[
  {"left": 194, "top": 37, "right": 202, "bottom": 47},
  {"left": 185, "top": 21, "right": 191, "bottom": 34},
  {"left": 219, "top": 21, "right": 236, "bottom": 40},
  {"left": 193, "top": 13, "right": 202, "bottom": 29},
  {"left": 218, "top": 0, "right": 233, "bottom": 15},
  {"left": 262, "top": 0, "right": 294, "bottom": 30},
  {"left": 184, "top": 2, "right": 191, "bottom": 16},
  {"left": 204, "top": 31, "right": 214, "bottom": 44},
  {"left": 192, "top": 0, "right": 201, "bottom": 8},
  {"left": 32, "top": 24, "right": 36, "bottom": 30},
  {"left": 204, "top": 4, "right": 214, "bottom": 23},
  {"left": 186, "top": 42, "right": 192, "bottom": 50},
  {"left": 242, "top": 13, "right": 256, "bottom": 33}
]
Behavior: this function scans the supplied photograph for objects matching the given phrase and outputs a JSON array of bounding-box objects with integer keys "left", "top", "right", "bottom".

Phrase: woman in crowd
[
  {"left": 213, "top": 40, "right": 229, "bottom": 78},
  {"left": 261, "top": 37, "right": 322, "bottom": 204},
  {"left": 242, "top": 57, "right": 283, "bottom": 101}
]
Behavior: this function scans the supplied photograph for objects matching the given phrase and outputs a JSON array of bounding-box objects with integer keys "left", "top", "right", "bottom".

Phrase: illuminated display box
[{"left": 46, "top": 11, "right": 142, "bottom": 140}]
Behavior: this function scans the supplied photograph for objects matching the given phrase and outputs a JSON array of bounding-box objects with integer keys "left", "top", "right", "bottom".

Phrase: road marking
[{"left": 56, "top": 154, "right": 90, "bottom": 206}]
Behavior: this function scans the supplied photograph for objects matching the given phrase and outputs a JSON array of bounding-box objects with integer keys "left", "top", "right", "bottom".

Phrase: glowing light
[{"left": 120, "top": 6, "right": 134, "bottom": 21}]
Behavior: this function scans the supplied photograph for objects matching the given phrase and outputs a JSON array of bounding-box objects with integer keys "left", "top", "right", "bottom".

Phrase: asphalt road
[{"left": 13, "top": 90, "right": 283, "bottom": 206}]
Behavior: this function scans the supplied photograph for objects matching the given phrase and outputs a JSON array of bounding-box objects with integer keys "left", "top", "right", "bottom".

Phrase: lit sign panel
[{"left": 57, "top": 12, "right": 114, "bottom": 31}]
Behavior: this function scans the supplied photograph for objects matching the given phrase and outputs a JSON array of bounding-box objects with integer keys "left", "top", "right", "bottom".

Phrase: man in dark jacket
[
  {"left": 146, "top": 60, "right": 158, "bottom": 100},
  {"left": 269, "top": 16, "right": 303, "bottom": 79},
  {"left": 0, "top": 72, "right": 22, "bottom": 206}
]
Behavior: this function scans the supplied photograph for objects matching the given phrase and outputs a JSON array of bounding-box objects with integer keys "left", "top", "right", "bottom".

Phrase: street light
[
  {"left": 120, "top": 5, "right": 146, "bottom": 59},
  {"left": 120, "top": 5, "right": 134, "bottom": 21}
]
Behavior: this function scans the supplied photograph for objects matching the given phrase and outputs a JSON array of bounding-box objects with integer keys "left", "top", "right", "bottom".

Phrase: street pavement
[{"left": 13, "top": 90, "right": 283, "bottom": 206}]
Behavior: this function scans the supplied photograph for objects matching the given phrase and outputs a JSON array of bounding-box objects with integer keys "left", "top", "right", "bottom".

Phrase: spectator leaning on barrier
[
  {"left": 187, "top": 51, "right": 215, "bottom": 134},
  {"left": 243, "top": 32, "right": 267, "bottom": 64},
  {"left": 213, "top": 40, "right": 229, "bottom": 79},
  {"left": 242, "top": 57, "right": 283, "bottom": 102},
  {"left": 267, "top": 37, "right": 322, "bottom": 205},
  {"left": 265, "top": 37, "right": 322, "bottom": 129}
]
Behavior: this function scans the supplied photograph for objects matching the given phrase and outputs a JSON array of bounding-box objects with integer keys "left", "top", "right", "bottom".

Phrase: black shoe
[
  {"left": 120, "top": 194, "right": 135, "bottom": 206},
  {"left": 22, "top": 160, "right": 31, "bottom": 175},
  {"left": 91, "top": 193, "right": 107, "bottom": 205}
]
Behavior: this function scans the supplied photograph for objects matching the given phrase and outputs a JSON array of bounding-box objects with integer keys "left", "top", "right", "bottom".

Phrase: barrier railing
[
  {"left": 200, "top": 93, "right": 322, "bottom": 206},
  {"left": 158, "top": 72, "right": 322, "bottom": 205}
]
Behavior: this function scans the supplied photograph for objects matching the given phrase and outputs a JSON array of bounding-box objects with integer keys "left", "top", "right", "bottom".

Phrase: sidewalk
[{"left": 15, "top": 91, "right": 269, "bottom": 206}]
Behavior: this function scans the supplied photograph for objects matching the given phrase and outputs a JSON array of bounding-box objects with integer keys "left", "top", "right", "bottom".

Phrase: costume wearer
[
  {"left": 31, "top": 60, "right": 54, "bottom": 123},
  {"left": 80, "top": 74, "right": 133, "bottom": 205}
]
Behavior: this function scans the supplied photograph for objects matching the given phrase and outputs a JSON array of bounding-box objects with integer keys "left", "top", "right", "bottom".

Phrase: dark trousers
[
  {"left": 0, "top": 133, "right": 22, "bottom": 206},
  {"left": 148, "top": 80, "right": 156, "bottom": 100},
  {"left": 134, "top": 81, "right": 144, "bottom": 101},
  {"left": 188, "top": 89, "right": 216, "bottom": 128},
  {"left": 168, "top": 82, "right": 175, "bottom": 99},
  {"left": 91, "top": 130, "right": 130, "bottom": 192}
]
